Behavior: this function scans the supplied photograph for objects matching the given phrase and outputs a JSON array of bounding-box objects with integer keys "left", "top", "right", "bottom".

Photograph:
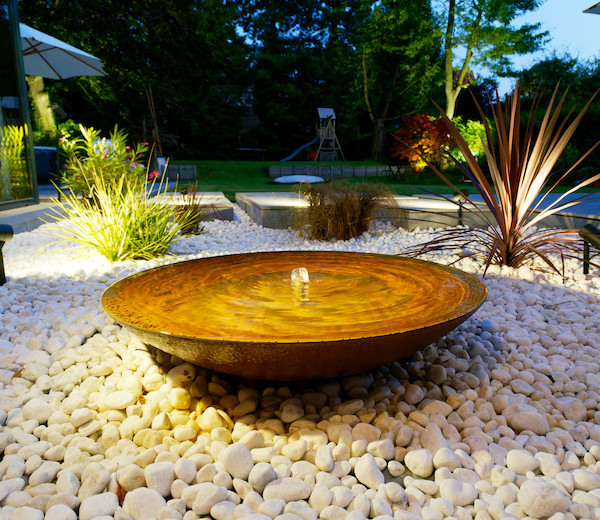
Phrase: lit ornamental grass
[
  {"left": 405, "top": 84, "right": 600, "bottom": 274},
  {"left": 50, "top": 173, "right": 199, "bottom": 262}
]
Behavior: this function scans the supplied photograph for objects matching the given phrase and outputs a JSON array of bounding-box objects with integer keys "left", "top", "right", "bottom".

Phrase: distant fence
[{"left": 268, "top": 165, "right": 397, "bottom": 179}]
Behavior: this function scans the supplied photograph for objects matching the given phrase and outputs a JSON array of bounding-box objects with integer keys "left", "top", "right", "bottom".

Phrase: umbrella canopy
[
  {"left": 586, "top": 3, "right": 600, "bottom": 14},
  {"left": 19, "top": 23, "right": 106, "bottom": 80}
]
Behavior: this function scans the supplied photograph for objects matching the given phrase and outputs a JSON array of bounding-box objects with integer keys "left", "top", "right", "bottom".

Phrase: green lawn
[{"left": 172, "top": 160, "right": 599, "bottom": 201}]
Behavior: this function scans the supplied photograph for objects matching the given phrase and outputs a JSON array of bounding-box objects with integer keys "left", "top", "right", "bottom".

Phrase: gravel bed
[{"left": 0, "top": 205, "right": 599, "bottom": 520}]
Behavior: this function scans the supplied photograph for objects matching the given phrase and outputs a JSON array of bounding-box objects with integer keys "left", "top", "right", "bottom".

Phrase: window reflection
[{"left": 0, "top": 1, "right": 34, "bottom": 204}]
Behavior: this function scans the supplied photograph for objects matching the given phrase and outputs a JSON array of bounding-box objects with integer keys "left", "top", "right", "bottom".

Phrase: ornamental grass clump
[
  {"left": 304, "top": 181, "right": 392, "bottom": 240},
  {"left": 51, "top": 173, "right": 197, "bottom": 262},
  {"left": 404, "top": 83, "right": 600, "bottom": 275},
  {"left": 175, "top": 184, "right": 204, "bottom": 235}
]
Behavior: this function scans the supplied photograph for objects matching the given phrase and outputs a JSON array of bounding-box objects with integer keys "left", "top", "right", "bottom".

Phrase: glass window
[{"left": 0, "top": 0, "right": 36, "bottom": 206}]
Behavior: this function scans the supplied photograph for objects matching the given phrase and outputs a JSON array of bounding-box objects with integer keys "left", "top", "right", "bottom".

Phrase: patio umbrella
[{"left": 19, "top": 23, "right": 106, "bottom": 79}]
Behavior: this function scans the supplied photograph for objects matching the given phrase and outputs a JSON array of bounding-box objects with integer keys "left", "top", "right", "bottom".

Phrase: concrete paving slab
[
  {"left": 236, "top": 192, "right": 309, "bottom": 229},
  {"left": 0, "top": 203, "right": 66, "bottom": 234},
  {"left": 153, "top": 191, "right": 234, "bottom": 221},
  {"left": 236, "top": 192, "right": 490, "bottom": 230},
  {"left": 2, "top": 187, "right": 232, "bottom": 235},
  {"left": 235, "top": 191, "right": 600, "bottom": 231},
  {"left": 469, "top": 192, "right": 600, "bottom": 229}
]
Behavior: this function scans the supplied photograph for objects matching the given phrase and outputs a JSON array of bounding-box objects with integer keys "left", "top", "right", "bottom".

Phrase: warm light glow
[{"left": 291, "top": 267, "right": 310, "bottom": 284}]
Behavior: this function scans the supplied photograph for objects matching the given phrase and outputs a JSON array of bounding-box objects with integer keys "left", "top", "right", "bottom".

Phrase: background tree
[
  {"left": 235, "top": 0, "right": 371, "bottom": 159},
  {"left": 438, "top": 0, "right": 547, "bottom": 119},
  {"left": 518, "top": 55, "right": 600, "bottom": 181},
  {"left": 18, "top": 0, "right": 249, "bottom": 158},
  {"left": 355, "top": 0, "right": 441, "bottom": 160}
]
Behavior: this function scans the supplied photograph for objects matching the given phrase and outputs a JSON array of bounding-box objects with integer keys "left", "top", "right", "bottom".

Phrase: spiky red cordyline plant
[{"left": 404, "top": 83, "right": 600, "bottom": 275}]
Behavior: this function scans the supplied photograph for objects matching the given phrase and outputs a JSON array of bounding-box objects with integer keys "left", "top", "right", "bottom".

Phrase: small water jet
[{"left": 102, "top": 251, "right": 486, "bottom": 380}]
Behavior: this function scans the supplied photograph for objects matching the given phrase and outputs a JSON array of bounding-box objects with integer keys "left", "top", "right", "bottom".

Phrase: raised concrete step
[
  {"left": 152, "top": 192, "right": 234, "bottom": 221},
  {"left": 235, "top": 192, "right": 600, "bottom": 231},
  {"left": 0, "top": 203, "right": 65, "bottom": 234}
]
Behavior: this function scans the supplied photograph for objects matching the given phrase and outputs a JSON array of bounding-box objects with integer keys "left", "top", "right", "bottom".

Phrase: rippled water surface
[{"left": 103, "top": 251, "right": 485, "bottom": 342}]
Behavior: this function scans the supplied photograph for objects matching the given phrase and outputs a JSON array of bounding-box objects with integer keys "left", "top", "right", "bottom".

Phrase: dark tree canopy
[
  {"left": 438, "top": 0, "right": 547, "bottom": 119},
  {"left": 354, "top": 0, "right": 442, "bottom": 159},
  {"left": 17, "top": 0, "right": 559, "bottom": 162},
  {"left": 18, "top": 0, "right": 249, "bottom": 158}
]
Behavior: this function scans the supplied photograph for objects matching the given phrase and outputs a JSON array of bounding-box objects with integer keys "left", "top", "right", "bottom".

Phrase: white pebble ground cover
[{"left": 0, "top": 205, "right": 600, "bottom": 520}]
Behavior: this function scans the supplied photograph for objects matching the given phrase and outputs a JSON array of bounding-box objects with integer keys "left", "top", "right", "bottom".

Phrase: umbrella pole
[{"left": 52, "top": 104, "right": 66, "bottom": 200}]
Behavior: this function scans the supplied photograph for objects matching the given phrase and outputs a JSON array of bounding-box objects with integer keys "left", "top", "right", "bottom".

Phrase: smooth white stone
[
  {"left": 165, "top": 364, "right": 196, "bottom": 387},
  {"left": 44, "top": 503, "right": 78, "bottom": 520},
  {"left": 7, "top": 506, "right": 43, "bottom": 520},
  {"left": 517, "top": 477, "right": 569, "bottom": 518},
  {"left": 219, "top": 442, "right": 254, "bottom": 480},
  {"left": 535, "top": 452, "right": 562, "bottom": 477},
  {"left": 29, "top": 461, "right": 60, "bottom": 486},
  {"left": 22, "top": 397, "right": 51, "bottom": 424},
  {"left": 572, "top": 468, "right": 600, "bottom": 492},
  {"left": 404, "top": 384, "right": 425, "bottom": 405},
  {"left": 210, "top": 500, "right": 236, "bottom": 520},
  {"left": 123, "top": 487, "right": 167, "bottom": 520},
  {"left": 191, "top": 483, "right": 228, "bottom": 515},
  {"left": 367, "top": 439, "right": 395, "bottom": 460},
  {"left": 319, "top": 504, "right": 348, "bottom": 520},
  {"left": 144, "top": 461, "right": 176, "bottom": 497},
  {"left": 70, "top": 408, "right": 94, "bottom": 428},
  {"left": 554, "top": 397, "right": 587, "bottom": 422},
  {"left": 263, "top": 477, "right": 311, "bottom": 502},
  {"left": 117, "top": 464, "right": 146, "bottom": 492},
  {"left": 280, "top": 401, "right": 304, "bottom": 423},
  {"left": 248, "top": 462, "right": 277, "bottom": 494},
  {"left": 56, "top": 470, "right": 80, "bottom": 496},
  {"left": 174, "top": 458, "right": 197, "bottom": 484},
  {"left": 315, "top": 445, "right": 334, "bottom": 472},
  {"left": 78, "top": 469, "right": 111, "bottom": 501},
  {"left": 404, "top": 449, "right": 434, "bottom": 478},
  {"left": 506, "top": 449, "right": 539, "bottom": 475},
  {"left": 258, "top": 498, "right": 285, "bottom": 517},
  {"left": 505, "top": 406, "right": 550, "bottom": 435},
  {"left": 282, "top": 440, "right": 308, "bottom": 462},
  {"left": 354, "top": 453, "right": 385, "bottom": 490},
  {"left": 103, "top": 391, "right": 137, "bottom": 410},
  {"left": 330, "top": 485, "right": 353, "bottom": 508},
  {"left": 432, "top": 447, "right": 460, "bottom": 471},
  {"left": 438, "top": 479, "right": 477, "bottom": 507},
  {"left": 79, "top": 492, "right": 119, "bottom": 520},
  {"left": 385, "top": 482, "right": 407, "bottom": 504},
  {"left": 290, "top": 461, "right": 318, "bottom": 480},
  {"left": 421, "top": 424, "right": 449, "bottom": 455}
]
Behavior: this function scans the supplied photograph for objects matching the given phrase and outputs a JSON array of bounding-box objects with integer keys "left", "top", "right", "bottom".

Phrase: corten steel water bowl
[{"left": 102, "top": 251, "right": 486, "bottom": 380}]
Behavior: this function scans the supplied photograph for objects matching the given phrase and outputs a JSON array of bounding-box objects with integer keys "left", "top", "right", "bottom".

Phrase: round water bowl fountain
[{"left": 102, "top": 251, "right": 486, "bottom": 380}]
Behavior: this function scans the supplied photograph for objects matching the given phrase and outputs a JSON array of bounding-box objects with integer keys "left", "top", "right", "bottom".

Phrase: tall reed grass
[
  {"left": 304, "top": 181, "right": 392, "bottom": 240},
  {"left": 50, "top": 168, "right": 197, "bottom": 262}
]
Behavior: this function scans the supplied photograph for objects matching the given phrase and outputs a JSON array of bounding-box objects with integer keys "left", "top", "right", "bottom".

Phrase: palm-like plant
[{"left": 404, "top": 84, "right": 600, "bottom": 274}]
